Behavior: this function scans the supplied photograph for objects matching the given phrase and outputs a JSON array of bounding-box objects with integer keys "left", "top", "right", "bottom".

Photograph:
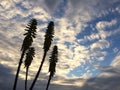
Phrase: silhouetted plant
[
  {"left": 46, "top": 45, "right": 58, "bottom": 90},
  {"left": 13, "top": 19, "right": 37, "bottom": 90},
  {"left": 24, "top": 47, "right": 35, "bottom": 90},
  {"left": 30, "top": 21, "right": 54, "bottom": 90}
]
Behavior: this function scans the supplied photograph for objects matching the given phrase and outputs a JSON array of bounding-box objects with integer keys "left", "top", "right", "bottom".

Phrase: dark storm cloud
[
  {"left": 46, "top": 84, "right": 80, "bottom": 90},
  {"left": 0, "top": 64, "right": 80, "bottom": 90},
  {"left": 0, "top": 64, "right": 15, "bottom": 90},
  {"left": 0, "top": 60, "right": 120, "bottom": 90},
  {"left": 81, "top": 76, "right": 120, "bottom": 90},
  {"left": 80, "top": 66, "right": 120, "bottom": 90}
]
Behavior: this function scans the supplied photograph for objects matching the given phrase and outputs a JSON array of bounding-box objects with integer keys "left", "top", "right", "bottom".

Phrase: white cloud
[
  {"left": 0, "top": 0, "right": 14, "bottom": 9},
  {"left": 85, "top": 33, "right": 100, "bottom": 41},
  {"left": 111, "top": 55, "right": 120, "bottom": 69},
  {"left": 90, "top": 40, "right": 110, "bottom": 50},
  {"left": 95, "top": 19, "right": 118, "bottom": 39},
  {"left": 96, "top": 19, "right": 117, "bottom": 30},
  {"left": 0, "top": 0, "right": 120, "bottom": 90},
  {"left": 85, "top": 19, "right": 119, "bottom": 41}
]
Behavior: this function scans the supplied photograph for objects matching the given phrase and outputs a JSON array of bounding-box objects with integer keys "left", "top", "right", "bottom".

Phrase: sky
[{"left": 0, "top": 0, "right": 120, "bottom": 90}]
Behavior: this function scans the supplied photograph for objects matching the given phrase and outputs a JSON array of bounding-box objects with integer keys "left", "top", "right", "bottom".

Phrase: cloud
[
  {"left": 64, "top": 0, "right": 120, "bottom": 22},
  {"left": 80, "top": 65, "right": 120, "bottom": 90},
  {"left": 90, "top": 40, "right": 110, "bottom": 50},
  {"left": 85, "top": 33, "right": 100, "bottom": 41},
  {"left": 28, "top": 0, "right": 62, "bottom": 15},
  {"left": 43, "top": 0, "right": 62, "bottom": 13},
  {"left": 0, "top": 0, "right": 120, "bottom": 90},
  {"left": 79, "top": 54, "right": 120, "bottom": 90},
  {"left": 0, "top": 63, "right": 84, "bottom": 90},
  {"left": 96, "top": 19, "right": 117, "bottom": 30},
  {"left": 0, "top": 64, "right": 23, "bottom": 90},
  {"left": 1, "top": 62, "right": 120, "bottom": 90},
  {"left": 111, "top": 55, "right": 120, "bottom": 69},
  {"left": 81, "top": 76, "right": 120, "bottom": 90},
  {"left": 95, "top": 19, "right": 117, "bottom": 39}
]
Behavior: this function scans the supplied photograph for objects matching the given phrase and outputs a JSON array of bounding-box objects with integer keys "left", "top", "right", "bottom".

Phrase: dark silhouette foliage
[
  {"left": 30, "top": 21, "right": 54, "bottom": 90},
  {"left": 24, "top": 47, "right": 35, "bottom": 68},
  {"left": 21, "top": 19, "right": 37, "bottom": 52},
  {"left": 43, "top": 21, "right": 54, "bottom": 52},
  {"left": 24, "top": 47, "right": 35, "bottom": 90},
  {"left": 13, "top": 19, "right": 37, "bottom": 90},
  {"left": 46, "top": 45, "right": 58, "bottom": 90}
]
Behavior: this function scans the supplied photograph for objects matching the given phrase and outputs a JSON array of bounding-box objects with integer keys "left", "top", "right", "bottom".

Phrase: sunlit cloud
[{"left": 0, "top": 0, "right": 120, "bottom": 90}]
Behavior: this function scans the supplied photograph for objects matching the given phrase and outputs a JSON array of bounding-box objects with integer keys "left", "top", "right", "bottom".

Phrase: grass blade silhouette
[
  {"left": 46, "top": 46, "right": 58, "bottom": 90},
  {"left": 13, "top": 19, "right": 37, "bottom": 90},
  {"left": 24, "top": 47, "right": 35, "bottom": 90},
  {"left": 30, "top": 21, "right": 54, "bottom": 90}
]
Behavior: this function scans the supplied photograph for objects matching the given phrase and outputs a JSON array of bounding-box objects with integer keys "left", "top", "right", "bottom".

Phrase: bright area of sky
[{"left": 0, "top": 0, "right": 120, "bottom": 90}]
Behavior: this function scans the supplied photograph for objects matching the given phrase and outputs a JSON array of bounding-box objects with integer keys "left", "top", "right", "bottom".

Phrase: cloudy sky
[{"left": 0, "top": 0, "right": 120, "bottom": 90}]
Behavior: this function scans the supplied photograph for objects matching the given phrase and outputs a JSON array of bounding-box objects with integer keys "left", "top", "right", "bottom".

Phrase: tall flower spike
[
  {"left": 24, "top": 47, "right": 35, "bottom": 68},
  {"left": 43, "top": 21, "right": 54, "bottom": 52},
  {"left": 21, "top": 19, "right": 37, "bottom": 52},
  {"left": 30, "top": 21, "right": 54, "bottom": 90},
  {"left": 13, "top": 19, "right": 37, "bottom": 90},
  {"left": 24, "top": 47, "right": 35, "bottom": 90},
  {"left": 46, "top": 45, "right": 58, "bottom": 90},
  {"left": 49, "top": 45, "right": 58, "bottom": 77}
]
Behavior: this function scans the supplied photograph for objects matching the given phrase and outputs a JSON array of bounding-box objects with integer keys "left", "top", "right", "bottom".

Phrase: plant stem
[
  {"left": 46, "top": 74, "right": 52, "bottom": 90},
  {"left": 13, "top": 50, "right": 25, "bottom": 90},
  {"left": 25, "top": 67, "right": 28, "bottom": 90},
  {"left": 30, "top": 51, "right": 47, "bottom": 90}
]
